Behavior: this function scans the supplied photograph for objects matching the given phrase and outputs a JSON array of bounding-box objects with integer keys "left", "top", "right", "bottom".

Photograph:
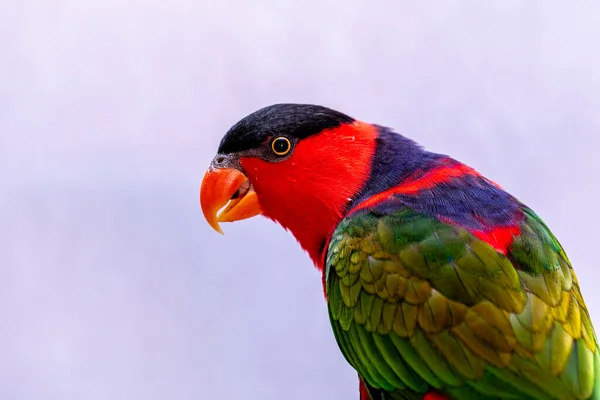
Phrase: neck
[
  {"left": 348, "top": 126, "right": 445, "bottom": 210},
  {"left": 242, "top": 124, "right": 444, "bottom": 270}
]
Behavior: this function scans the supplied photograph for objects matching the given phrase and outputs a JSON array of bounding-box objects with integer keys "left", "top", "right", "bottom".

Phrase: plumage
[
  {"left": 199, "top": 103, "right": 598, "bottom": 400},
  {"left": 327, "top": 201, "right": 597, "bottom": 399}
]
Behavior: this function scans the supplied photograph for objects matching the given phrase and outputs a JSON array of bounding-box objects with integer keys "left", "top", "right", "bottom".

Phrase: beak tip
[{"left": 205, "top": 217, "right": 224, "bottom": 235}]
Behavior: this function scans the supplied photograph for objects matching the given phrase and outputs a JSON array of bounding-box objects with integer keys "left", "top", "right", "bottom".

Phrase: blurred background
[{"left": 1, "top": 1, "right": 599, "bottom": 399}]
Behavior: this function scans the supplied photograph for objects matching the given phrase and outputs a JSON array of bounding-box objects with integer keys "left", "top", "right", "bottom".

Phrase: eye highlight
[{"left": 271, "top": 136, "right": 292, "bottom": 156}]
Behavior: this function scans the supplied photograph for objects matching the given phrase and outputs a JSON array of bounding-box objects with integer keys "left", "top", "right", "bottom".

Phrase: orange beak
[{"left": 200, "top": 167, "right": 263, "bottom": 234}]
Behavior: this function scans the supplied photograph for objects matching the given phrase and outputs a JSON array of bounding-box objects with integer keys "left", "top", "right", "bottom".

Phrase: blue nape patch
[{"left": 347, "top": 126, "right": 523, "bottom": 230}]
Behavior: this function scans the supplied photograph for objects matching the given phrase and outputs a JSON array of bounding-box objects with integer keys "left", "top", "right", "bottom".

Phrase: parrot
[{"left": 199, "top": 103, "right": 598, "bottom": 400}]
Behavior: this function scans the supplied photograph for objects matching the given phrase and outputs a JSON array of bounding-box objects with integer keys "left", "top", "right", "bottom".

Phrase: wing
[{"left": 326, "top": 206, "right": 599, "bottom": 400}]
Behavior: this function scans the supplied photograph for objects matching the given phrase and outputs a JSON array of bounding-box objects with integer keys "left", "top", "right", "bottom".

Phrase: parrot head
[{"left": 200, "top": 103, "right": 430, "bottom": 266}]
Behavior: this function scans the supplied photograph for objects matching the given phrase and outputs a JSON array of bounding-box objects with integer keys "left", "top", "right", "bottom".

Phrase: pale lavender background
[{"left": 1, "top": 1, "right": 599, "bottom": 399}]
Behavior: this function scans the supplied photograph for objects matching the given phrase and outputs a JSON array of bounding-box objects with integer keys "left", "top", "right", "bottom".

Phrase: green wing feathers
[{"left": 326, "top": 208, "right": 598, "bottom": 400}]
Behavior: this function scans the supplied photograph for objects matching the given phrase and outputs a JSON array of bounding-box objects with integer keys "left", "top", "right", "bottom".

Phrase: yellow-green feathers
[{"left": 326, "top": 208, "right": 598, "bottom": 400}]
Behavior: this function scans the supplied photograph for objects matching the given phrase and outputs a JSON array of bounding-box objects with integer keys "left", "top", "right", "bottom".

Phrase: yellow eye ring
[{"left": 271, "top": 137, "right": 292, "bottom": 156}]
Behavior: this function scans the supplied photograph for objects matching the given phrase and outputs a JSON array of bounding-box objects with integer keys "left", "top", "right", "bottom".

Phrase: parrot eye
[{"left": 271, "top": 137, "right": 292, "bottom": 156}]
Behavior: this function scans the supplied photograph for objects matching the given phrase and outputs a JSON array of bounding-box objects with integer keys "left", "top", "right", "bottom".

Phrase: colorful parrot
[{"left": 199, "top": 103, "right": 598, "bottom": 400}]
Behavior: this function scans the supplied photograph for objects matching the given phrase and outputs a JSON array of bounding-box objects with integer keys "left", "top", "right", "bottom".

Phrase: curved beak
[{"left": 200, "top": 167, "right": 262, "bottom": 234}]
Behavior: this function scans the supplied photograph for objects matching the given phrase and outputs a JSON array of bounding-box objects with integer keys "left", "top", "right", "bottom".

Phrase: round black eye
[{"left": 271, "top": 137, "right": 291, "bottom": 156}]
